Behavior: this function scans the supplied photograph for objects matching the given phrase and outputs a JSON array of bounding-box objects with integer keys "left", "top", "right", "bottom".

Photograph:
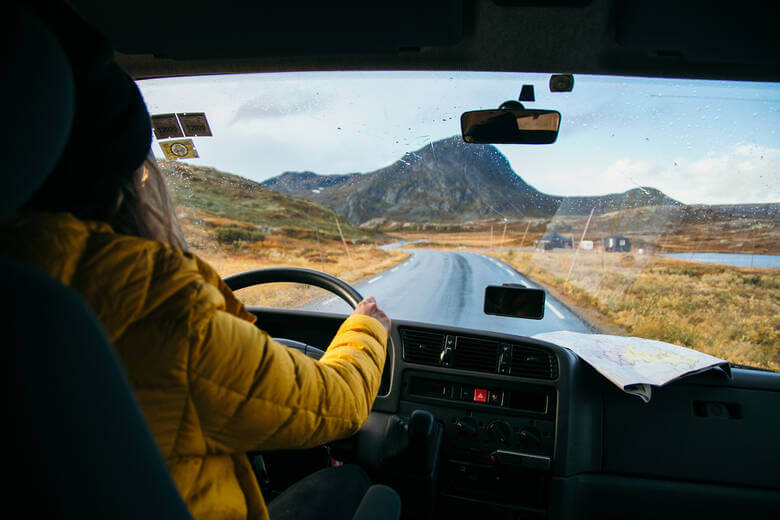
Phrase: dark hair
[{"left": 109, "top": 155, "right": 188, "bottom": 250}]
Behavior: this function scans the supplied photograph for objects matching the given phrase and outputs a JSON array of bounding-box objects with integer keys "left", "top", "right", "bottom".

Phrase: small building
[
  {"left": 536, "top": 233, "right": 573, "bottom": 250},
  {"left": 604, "top": 235, "right": 631, "bottom": 252}
]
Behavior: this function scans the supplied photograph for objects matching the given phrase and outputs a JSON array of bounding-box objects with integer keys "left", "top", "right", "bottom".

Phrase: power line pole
[
  {"left": 520, "top": 221, "right": 531, "bottom": 248},
  {"left": 315, "top": 227, "right": 325, "bottom": 272},
  {"left": 334, "top": 217, "right": 353, "bottom": 268},
  {"left": 566, "top": 207, "right": 595, "bottom": 283}
]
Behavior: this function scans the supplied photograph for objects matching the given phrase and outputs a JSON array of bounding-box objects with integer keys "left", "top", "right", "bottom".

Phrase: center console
[{"left": 398, "top": 371, "right": 556, "bottom": 517}]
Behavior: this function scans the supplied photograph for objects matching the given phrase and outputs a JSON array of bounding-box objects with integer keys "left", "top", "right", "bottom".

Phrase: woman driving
[{"left": 2, "top": 5, "right": 390, "bottom": 520}]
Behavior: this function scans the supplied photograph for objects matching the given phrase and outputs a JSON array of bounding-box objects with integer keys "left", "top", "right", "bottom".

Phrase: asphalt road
[{"left": 305, "top": 249, "right": 592, "bottom": 336}]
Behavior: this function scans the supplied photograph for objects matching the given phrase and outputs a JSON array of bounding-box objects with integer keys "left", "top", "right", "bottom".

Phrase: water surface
[{"left": 659, "top": 252, "right": 779, "bottom": 269}]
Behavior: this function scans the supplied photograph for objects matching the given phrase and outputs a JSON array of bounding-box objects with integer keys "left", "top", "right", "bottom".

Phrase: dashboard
[
  {"left": 371, "top": 322, "right": 599, "bottom": 517},
  {"left": 251, "top": 307, "right": 780, "bottom": 519}
]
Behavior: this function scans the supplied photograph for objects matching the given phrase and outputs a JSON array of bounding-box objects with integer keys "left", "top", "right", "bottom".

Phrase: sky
[{"left": 138, "top": 71, "right": 780, "bottom": 205}]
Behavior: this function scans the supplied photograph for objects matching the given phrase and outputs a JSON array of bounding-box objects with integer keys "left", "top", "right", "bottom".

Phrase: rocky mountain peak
[{"left": 261, "top": 135, "right": 680, "bottom": 224}]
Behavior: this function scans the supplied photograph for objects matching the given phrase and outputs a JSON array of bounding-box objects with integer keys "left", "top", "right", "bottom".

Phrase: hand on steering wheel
[
  {"left": 222, "top": 267, "right": 390, "bottom": 358},
  {"left": 353, "top": 296, "right": 391, "bottom": 332}
]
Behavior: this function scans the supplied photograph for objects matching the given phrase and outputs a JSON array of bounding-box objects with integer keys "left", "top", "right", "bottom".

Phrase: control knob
[
  {"left": 486, "top": 421, "right": 512, "bottom": 445},
  {"left": 455, "top": 417, "right": 479, "bottom": 438},
  {"left": 518, "top": 427, "right": 542, "bottom": 449}
]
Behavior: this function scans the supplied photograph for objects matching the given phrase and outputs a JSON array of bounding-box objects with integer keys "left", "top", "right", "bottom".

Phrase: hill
[
  {"left": 261, "top": 135, "right": 681, "bottom": 224},
  {"left": 158, "top": 160, "right": 369, "bottom": 241}
]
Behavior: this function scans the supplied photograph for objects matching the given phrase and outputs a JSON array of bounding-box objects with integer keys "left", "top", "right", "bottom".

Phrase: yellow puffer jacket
[{"left": 3, "top": 213, "right": 387, "bottom": 520}]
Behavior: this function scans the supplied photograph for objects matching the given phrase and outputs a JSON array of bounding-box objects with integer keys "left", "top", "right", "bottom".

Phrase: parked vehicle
[{"left": 604, "top": 235, "right": 631, "bottom": 252}]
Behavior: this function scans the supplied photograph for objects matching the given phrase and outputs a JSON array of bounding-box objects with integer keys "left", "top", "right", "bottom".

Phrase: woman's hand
[{"left": 352, "top": 296, "right": 391, "bottom": 333}]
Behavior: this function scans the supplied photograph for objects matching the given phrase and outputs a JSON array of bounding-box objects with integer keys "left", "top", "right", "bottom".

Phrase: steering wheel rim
[{"left": 223, "top": 267, "right": 364, "bottom": 309}]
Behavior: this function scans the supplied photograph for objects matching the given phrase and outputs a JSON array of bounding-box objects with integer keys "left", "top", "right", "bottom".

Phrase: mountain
[
  {"left": 262, "top": 171, "right": 358, "bottom": 195},
  {"left": 157, "top": 160, "right": 368, "bottom": 240},
  {"left": 261, "top": 136, "right": 681, "bottom": 224}
]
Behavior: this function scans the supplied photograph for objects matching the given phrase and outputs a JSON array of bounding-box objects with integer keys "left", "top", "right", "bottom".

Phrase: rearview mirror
[
  {"left": 484, "top": 285, "right": 546, "bottom": 320},
  {"left": 461, "top": 109, "right": 560, "bottom": 144}
]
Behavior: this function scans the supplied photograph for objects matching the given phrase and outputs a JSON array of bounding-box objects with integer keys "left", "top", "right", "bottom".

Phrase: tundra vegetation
[
  {"left": 160, "top": 160, "right": 407, "bottom": 309},
  {"left": 161, "top": 159, "right": 777, "bottom": 370},
  {"left": 398, "top": 218, "right": 778, "bottom": 371},
  {"left": 491, "top": 250, "right": 779, "bottom": 372}
]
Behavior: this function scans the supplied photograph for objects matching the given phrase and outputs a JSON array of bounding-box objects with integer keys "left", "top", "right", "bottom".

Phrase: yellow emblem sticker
[{"left": 159, "top": 139, "right": 199, "bottom": 160}]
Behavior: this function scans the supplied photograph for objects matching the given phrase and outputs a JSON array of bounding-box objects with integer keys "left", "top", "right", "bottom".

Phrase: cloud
[
  {"left": 518, "top": 144, "right": 779, "bottom": 205},
  {"left": 638, "top": 143, "right": 779, "bottom": 204},
  {"left": 231, "top": 88, "right": 334, "bottom": 123},
  {"left": 601, "top": 158, "right": 657, "bottom": 189}
]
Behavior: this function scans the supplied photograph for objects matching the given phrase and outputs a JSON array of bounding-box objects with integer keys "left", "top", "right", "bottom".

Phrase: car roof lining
[{"left": 70, "top": 0, "right": 780, "bottom": 82}]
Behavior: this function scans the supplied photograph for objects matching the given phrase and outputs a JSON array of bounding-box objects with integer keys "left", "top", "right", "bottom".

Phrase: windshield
[{"left": 137, "top": 72, "right": 779, "bottom": 371}]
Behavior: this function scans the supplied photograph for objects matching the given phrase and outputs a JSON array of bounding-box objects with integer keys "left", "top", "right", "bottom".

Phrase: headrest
[
  {"left": 17, "top": 3, "right": 153, "bottom": 219},
  {"left": 33, "top": 3, "right": 152, "bottom": 187},
  {"left": 0, "top": 4, "right": 75, "bottom": 219}
]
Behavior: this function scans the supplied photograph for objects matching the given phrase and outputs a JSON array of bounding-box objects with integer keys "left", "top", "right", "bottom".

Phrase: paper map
[{"left": 532, "top": 331, "right": 731, "bottom": 402}]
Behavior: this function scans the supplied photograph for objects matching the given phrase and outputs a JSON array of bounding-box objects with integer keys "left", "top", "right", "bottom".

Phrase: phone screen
[{"left": 484, "top": 285, "right": 545, "bottom": 320}]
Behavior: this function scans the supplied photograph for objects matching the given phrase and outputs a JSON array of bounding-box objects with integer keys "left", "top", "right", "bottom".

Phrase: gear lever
[{"left": 408, "top": 410, "right": 434, "bottom": 445}]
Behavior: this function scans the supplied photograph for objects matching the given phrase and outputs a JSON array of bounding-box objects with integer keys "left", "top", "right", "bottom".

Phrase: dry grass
[
  {"left": 180, "top": 205, "right": 778, "bottom": 369},
  {"left": 180, "top": 216, "right": 407, "bottom": 309},
  {"left": 485, "top": 249, "right": 779, "bottom": 371},
  {"left": 400, "top": 225, "right": 778, "bottom": 370},
  {"left": 393, "top": 230, "right": 544, "bottom": 250},
  {"left": 391, "top": 206, "right": 779, "bottom": 256}
]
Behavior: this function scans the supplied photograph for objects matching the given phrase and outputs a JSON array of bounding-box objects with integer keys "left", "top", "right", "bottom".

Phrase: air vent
[
  {"left": 511, "top": 344, "right": 558, "bottom": 380},
  {"left": 454, "top": 336, "right": 499, "bottom": 373},
  {"left": 401, "top": 328, "right": 445, "bottom": 366}
]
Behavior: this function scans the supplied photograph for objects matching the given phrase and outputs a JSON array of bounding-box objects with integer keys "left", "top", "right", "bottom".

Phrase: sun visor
[
  {"left": 615, "top": 1, "right": 779, "bottom": 65},
  {"left": 70, "top": 2, "right": 464, "bottom": 59}
]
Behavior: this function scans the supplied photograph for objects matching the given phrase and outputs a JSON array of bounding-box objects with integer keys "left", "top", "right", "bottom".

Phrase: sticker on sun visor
[
  {"left": 160, "top": 139, "right": 199, "bottom": 160},
  {"left": 150, "top": 113, "right": 184, "bottom": 139},
  {"left": 177, "top": 112, "right": 212, "bottom": 137}
]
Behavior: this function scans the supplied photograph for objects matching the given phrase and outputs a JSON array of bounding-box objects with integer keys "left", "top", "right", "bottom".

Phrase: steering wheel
[{"left": 223, "top": 267, "right": 364, "bottom": 360}]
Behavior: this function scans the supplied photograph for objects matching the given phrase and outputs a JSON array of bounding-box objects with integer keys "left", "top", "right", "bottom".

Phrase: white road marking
[
  {"left": 545, "top": 301, "right": 566, "bottom": 320},
  {"left": 368, "top": 275, "right": 383, "bottom": 284},
  {"left": 391, "top": 267, "right": 399, "bottom": 272},
  {"left": 503, "top": 268, "right": 514, "bottom": 276},
  {"left": 324, "top": 297, "right": 338, "bottom": 305}
]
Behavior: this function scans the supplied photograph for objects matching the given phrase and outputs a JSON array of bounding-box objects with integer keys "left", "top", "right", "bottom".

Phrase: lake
[{"left": 659, "top": 252, "right": 780, "bottom": 269}]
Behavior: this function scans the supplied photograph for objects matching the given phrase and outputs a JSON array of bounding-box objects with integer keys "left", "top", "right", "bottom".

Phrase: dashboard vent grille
[
  {"left": 454, "top": 336, "right": 499, "bottom": 373},
  {"left": 511, "top": 344, "right": 558, "bottom": 379},
  {"left": 400, "top": 328, "right": 444, "bottom": 366}
]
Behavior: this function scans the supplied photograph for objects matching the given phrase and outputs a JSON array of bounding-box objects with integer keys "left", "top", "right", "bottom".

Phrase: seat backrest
[
  {"left": 7, "top": 257, "right": 193, "bottom": 519},
  {"left": 4, "top": 4, "right": 191, "bottom": 518},
  {"left": 0, "top": 3, "right": 74, "bottom": 219}
]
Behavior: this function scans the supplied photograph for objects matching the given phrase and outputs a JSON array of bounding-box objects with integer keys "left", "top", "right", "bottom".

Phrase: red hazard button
[{"left": 473, "top": 388, "right": 487, "bottom": 403}]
